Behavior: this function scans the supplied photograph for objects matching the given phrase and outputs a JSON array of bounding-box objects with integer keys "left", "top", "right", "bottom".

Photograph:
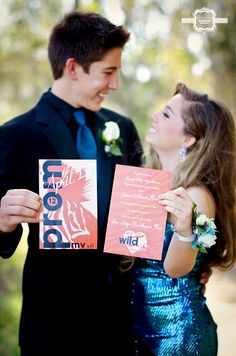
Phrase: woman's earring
[{"left": 179, "top": 146, "right": 186, "bottom": 162}]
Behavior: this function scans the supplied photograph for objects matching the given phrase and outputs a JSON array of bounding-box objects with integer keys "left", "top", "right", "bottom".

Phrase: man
[{"left": 0, "top": 11, "right": 143, "bottom": 356}]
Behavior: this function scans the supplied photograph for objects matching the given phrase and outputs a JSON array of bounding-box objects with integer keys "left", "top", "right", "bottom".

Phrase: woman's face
[{"left": 145, "top": 94, "right": 187, "bottom": 153}]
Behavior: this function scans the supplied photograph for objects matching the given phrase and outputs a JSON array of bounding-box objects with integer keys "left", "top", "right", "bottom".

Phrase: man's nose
[{"left": 108, "top": 72, "right": 119, "bottom": 91}]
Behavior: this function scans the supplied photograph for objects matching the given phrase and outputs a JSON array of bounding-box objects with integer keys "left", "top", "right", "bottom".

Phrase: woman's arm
[{"left": 159, "top": 186, "right": 216, "bottom": 278}]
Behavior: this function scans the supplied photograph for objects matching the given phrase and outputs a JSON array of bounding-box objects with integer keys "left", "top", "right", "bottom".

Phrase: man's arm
[
  {"left": 0, "top": 225, "right": 23, "bottom": 258},
  {"left": 0, "top": 189, "right": 41, "bottom": 258}
]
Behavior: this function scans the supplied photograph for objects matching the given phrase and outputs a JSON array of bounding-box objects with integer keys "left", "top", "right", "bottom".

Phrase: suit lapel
[
  {"left": 92, "top": 110, "right": 108, "bottom": 157},
  {"left": 36, "top": 95, "right": 78, "bottom": 159},
  {"left": 89, "top": 111, "right": 118, "bottom": 229},
  {"left": 44, "top": 117, "right": 78, "bottom": 159}
]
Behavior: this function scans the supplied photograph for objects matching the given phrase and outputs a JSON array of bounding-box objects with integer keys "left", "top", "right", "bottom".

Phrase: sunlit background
[{"left": 0, "top": 0, "right": 235, "bottom": 355}]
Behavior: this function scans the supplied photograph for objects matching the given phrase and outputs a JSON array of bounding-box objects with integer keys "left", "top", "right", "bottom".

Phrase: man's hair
[{"left": 48, "top": 11, "right": 130, "bottom": 79}]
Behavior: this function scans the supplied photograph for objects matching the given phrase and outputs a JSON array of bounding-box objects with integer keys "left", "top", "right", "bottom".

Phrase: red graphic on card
[
  {"left": 39, "top": 159, "right": 97, "bottom": 249},
  {"left": 104, "top": 165, "right": 172, "bottom": 260}
]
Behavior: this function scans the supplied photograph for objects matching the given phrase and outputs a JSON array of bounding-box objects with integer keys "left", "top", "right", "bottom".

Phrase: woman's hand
[
  {"left": 200, "top": 266, "right": 213, "bottom": 295},
  {"left": 159, "top": 187, "right": 193, "bottom": 236}
]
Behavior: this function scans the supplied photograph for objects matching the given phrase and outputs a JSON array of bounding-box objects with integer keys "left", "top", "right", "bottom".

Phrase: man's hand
[
  {"left": 200, "top": 267, "right": 212, "bottom": 295},
  {"left": 0, "top": 189, "right": 42, "bottom": 233}
]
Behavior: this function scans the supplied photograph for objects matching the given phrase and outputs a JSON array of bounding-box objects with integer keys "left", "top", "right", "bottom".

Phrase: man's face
[{"left": 73, "top": 47, "right": 122, "bottom": 111}]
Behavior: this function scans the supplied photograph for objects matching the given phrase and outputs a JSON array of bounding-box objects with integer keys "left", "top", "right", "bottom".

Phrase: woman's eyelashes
[{"left": 162, "top": 110, "right": 170, "bottom": 118}]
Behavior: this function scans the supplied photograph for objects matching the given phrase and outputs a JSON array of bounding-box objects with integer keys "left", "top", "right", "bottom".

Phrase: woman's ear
[{"left": 182, "top": 135, "right": 196, "bottom": 149}]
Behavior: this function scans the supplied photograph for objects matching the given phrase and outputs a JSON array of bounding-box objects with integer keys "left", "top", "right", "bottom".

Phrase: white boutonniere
[
  {"left": 192, "top": 203, "right": 217, "bottom": 253},
  {"left": 100, "top": 121, "right": 123, "bottom": 157}
]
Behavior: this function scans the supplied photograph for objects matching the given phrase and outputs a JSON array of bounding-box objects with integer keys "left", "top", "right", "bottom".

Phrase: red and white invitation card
[
  {"left": 39, "top": 159, "right": 97, "bottom": 250},
  {"left": 104, "top": 165, "right": 172, "bottom": 260}
]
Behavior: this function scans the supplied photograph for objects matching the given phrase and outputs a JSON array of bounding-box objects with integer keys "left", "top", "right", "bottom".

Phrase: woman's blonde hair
[{"left": 147, "top": 83, "right": 236, "bottom": 270}]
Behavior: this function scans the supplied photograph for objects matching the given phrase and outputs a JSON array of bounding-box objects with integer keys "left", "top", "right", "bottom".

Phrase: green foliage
[
  {"left": 0, "top": 295, "right": 21, "bottom": 356},
  {"left": 0, "top": 238, "right": 27, "bottom": 356},
  {"left": 0, "top": 0, "right": 66, "bottom": 123}
]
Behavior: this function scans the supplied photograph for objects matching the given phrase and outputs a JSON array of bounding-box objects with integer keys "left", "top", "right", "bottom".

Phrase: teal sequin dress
[{"left": 131, "top": 223, "right": 218, "bottom": 356}]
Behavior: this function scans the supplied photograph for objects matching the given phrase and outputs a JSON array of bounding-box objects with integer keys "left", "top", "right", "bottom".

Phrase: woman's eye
[{"left": 162, "top": 112, "right": 170, "bottom": 118}]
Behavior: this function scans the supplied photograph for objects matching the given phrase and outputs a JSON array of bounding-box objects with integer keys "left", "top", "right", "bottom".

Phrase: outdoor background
[{"left": 0, "top": 0, "right": 235, "bottom": 355}]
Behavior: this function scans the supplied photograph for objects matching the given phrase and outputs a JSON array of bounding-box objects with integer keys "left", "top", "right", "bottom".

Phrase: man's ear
[
  {"left": 182, "top": 135, "right": 196, "bottom": 149},
  {"left": 64, "top": 58, "right": 80, "bottom": 80}
]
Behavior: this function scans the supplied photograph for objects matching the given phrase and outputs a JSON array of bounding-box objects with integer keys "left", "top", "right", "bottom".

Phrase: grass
[{"left": 0, "top": 224, "right": 28, "bottom": 356}]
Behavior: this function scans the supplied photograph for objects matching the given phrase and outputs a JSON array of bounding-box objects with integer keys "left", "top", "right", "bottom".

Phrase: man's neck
[{"left": 51, "top": 79, "right": 77, "bottom": 108}]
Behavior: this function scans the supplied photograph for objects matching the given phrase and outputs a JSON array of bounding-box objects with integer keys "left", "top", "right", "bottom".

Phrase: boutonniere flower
[
  {"left": 191, "top": 202, "right": 217, "bottom": 253},
  {"left": 100, "top": 121, "right": 123, "bottom": 157}
]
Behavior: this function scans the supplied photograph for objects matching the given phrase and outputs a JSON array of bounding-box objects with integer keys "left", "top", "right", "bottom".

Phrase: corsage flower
[
  {"left": 100, "top": 121, "right": 123, "bottom": 157},
  {"left": 191, "top": 202, "right": 217, "bottom": 253}
]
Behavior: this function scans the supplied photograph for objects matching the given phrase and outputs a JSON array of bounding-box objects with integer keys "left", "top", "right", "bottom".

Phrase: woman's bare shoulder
[{"left": 186, "top": 185, "right": 216, "bottom": 218}]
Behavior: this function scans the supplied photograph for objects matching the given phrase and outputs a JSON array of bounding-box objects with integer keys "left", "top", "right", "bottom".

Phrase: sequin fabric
[{"left": 131, "top": 223, "right": 218, "bottom": 356}]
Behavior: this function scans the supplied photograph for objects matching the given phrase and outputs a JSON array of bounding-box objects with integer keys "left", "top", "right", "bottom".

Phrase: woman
[{"left": 131, "top": 83, "right": 236, "bottom": 355}]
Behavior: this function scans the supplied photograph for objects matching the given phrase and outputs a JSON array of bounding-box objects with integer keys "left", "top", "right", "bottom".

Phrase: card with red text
[
  {"left": 39, "top": 159, "right": 97, "bottom": 249},
  {"left": 104, "top": 165, "right": 172, "bottom": 260}
]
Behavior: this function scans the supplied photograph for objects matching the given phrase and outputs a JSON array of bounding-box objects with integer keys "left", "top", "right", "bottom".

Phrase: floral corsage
[
  {"left": 100, "top": 121, "right": 123, "bottom": 157},
  {"left": 191, "top": 202, "right": 217, "bottom": 253}
]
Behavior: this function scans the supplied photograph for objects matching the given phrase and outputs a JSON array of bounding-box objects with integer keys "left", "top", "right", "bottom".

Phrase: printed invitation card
[
  {"left": 39, "top": 159, "right": 97, "bottom": 249},
  {"left": 104, "top": 165, "right": 172, "bottom": 260}
]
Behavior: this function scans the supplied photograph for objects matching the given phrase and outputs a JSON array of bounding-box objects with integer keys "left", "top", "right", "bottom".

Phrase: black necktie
[{"left": 74, "top": 110, "right": 97, "bottom": 159}]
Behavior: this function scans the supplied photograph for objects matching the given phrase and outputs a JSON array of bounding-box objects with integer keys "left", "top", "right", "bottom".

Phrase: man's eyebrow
[
  {"left": 166, "top": 105, "right": 174, "bottom": 114},
  {"left": 102, "top": 66, "right": 119, "bottom": 70}
]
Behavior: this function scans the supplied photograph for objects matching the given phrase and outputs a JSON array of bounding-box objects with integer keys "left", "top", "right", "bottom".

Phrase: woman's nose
[{"left": 151, "top": 112, "right": 159, "bottom": 122}]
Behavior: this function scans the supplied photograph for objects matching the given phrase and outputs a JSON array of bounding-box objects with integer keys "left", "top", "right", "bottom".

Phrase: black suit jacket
[{"left": 0, "top": 92, "right": 143, "bottom": 355}]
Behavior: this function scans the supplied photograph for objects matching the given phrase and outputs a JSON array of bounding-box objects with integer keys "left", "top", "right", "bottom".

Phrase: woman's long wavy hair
[{"left": 146, "top": 83, "right": 236, "bottom": 270}]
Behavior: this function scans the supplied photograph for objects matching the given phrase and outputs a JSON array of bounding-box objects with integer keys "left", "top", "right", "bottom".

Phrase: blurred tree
[
  {"left": 206, "top": 0, "right": 236, "bottom": 115},
  {"left": 173, "top": 0, "right": 236, "bottom": 116},
  {"left": 102, "top": 0, "right": 235, "bottom": 142},
  {"left": 0, "top": 0, "right": 64, "bottom": 121}
]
